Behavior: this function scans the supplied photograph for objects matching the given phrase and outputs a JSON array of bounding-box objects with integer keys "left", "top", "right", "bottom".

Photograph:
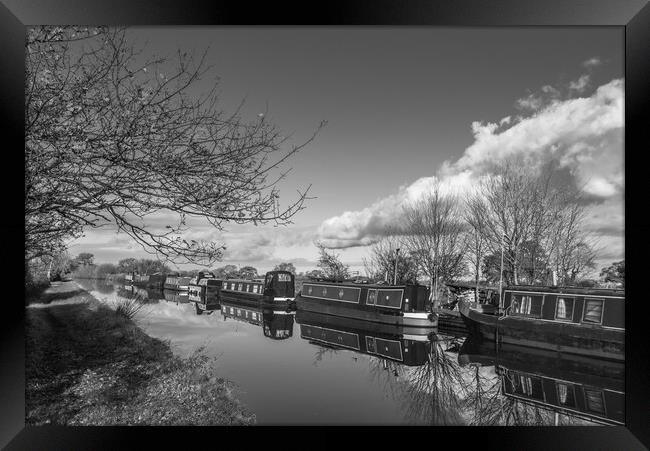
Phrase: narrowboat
[
  {"left": 220, "top": 299, "right": 295, "bottom": 340},
  {"left": 163, "top": 289, "right": 189, "bottom": 304},
  {"left": 294, "top": 280, "right": 435, "bottom": 328},
  {"left": 189, "top": 278, "right": 222, "bottom": 310},
  {"left": 458, "top": 337, "right": 624, "bottom": 425},
  {"left": 295, "top": 310, "right": 433, "bottom": 365},
  {"left": 133, "top": 274, "right": 149, "bottom": 285},
  {"left": 457, "top": 285, "right": 625, "bottom": 361},
  {"left": 187, "top": 271, "right": 216, "bottom": 298},
  {"left": 219, "top": 270, "right": 295, "bottom": 306},
  {"left": 164, "top": 273, "right": 192, "bottom": 291},
  {"left": 146, "top": 272, "right": 166, "bottom": 289}
]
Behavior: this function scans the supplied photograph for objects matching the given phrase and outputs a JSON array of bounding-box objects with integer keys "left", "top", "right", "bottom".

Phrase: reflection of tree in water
[
  {"left": 312, "top": 344, "right": 339, "bottom": 367},
  {"left": 366, "top": 337, "right": 467, "bottom": 425},
  {"left": 400, "top": 339, "right": 467, "bottom": 424}
]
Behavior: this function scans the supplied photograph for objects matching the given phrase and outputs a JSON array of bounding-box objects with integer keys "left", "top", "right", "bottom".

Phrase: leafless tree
[
  {"left": 464, "top": 193, "right": 489, "bottom": 300},
  {"left": 362, "top": 234, "right": 419, "bottom": 284},
  {"left": 402, "top": 185, "right": 466, "bottom": 305},
  {"left": 25, "top": 26, "right": 323, "bottom": 265},
  {"left": 469, "top": 159, "right": 597, "bottom": 286},
  {"left": 547, "top": 194, "right": 599, "bottom": 285},
  {"left": 315, "top": 242, "right": 350, "bottom": 280}
]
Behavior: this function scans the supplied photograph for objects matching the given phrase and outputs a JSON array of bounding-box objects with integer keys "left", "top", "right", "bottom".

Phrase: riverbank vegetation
[{"left": 26, "top": 281, "right": 255, "bottom": 425}]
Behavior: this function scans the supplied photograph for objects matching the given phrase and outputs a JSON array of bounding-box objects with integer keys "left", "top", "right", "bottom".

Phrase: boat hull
[
  {"left": 295, "top": 295, "right": 436, "bottom": 328},
  {"left": 458, "top": 298, "right": 624, "bottom": 361}
]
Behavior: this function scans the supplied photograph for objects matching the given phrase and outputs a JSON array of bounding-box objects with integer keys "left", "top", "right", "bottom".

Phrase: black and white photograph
[{"left": 18, "top": 15, "right": 639, "bottom": 433}]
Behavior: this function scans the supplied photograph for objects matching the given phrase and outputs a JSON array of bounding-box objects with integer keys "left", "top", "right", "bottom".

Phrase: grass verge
[{"left": 26, "top": 281, "right": 255, "bottom": 425}]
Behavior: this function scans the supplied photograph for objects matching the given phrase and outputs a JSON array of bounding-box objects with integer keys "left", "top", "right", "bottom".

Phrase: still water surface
[{"left": 80, "top": 279, "right": 624, "bottom": 426}]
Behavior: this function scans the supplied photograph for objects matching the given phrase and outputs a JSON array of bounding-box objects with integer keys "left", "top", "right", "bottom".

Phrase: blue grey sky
[{"left": 69, "top": 27, "right": 624, "bottom": 273}]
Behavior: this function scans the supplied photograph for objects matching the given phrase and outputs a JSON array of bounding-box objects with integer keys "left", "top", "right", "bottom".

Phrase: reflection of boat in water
[
  {"left": 458, "top": 337, "right": 624, "bottom": 425},
  {"left": 457, "top": 285, "right": 625, "bottom": 361},
  {"left": 295, "top": 280, "right": 435, "bottom": 328},
  {"left": 220, "top": 299, "right": 295, "bottom": 340},
  {"left": 163, "top": 289, "right": 189, "bottom": 304},
  {"left": 295, "top": 310, "right": 433, "bottom": 366}
]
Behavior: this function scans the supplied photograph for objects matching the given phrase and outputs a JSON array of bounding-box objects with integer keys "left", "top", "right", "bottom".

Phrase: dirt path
[{"left": 26, "top": 281, "right": 254, "bottom": 425}]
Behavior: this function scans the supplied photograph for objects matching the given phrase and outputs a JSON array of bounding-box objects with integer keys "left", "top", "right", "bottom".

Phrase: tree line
[{"left": 360, "top": 158, "right": 623, "bottom": 304}]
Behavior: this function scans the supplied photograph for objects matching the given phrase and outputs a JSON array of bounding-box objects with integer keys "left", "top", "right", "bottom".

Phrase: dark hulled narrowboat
[
  {"left": 189, "top": 278, "right": 222, "bottom": 311},
  {"left": 295, "top": 310, "right": 433, "bottom": 365},
  {"left": 190, "top": 270, "right": 296, "bottom": 313},
  {"left": 164, "top": 274, "right": 192, "bottom": 291},
  {"left": 187, "top": 271, "right": 216, "bottom": 298},
  {"left": 458, "top": 337, "right": 624, "bottom": 425},
  {"left": 146, "top": 272, "right": 167, "bottom": 289},
  {"left": 219, "top": 270, "right": 295, "bottom": 306},
  {"left": 458, "top": 285, "right": 625, "bottom": 361},
  {"left": 295, "top": 281, "right": 435, "bottom": 328},
  {"left": 220, "top": 299, "right": 295, "bottom": 340}
]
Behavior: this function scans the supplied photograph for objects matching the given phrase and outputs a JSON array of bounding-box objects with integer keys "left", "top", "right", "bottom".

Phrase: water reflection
[
  {"left": 458, "top": 337, "right": 624, "bottom": 425},
  {"left": 163, "top": 289, "right": 190, "bottom": 305},
  {"left": 81, "top": 280, "right": 623, "bottom": 425},
  {"left": 221, "top": 300, "right": 294, "bottom": 340}
]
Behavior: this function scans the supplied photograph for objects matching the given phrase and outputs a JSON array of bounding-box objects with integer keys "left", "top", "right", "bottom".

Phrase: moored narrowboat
[
  {"left": 458, "top": 337, "right": 624, "bottom": 425},
  {"left": 295, "top": 310, "right": 433, "bottom": 365},
  {"left": 164, "top": 274, "right": 192, "bottom": 291},
  {"left": 294, "top": 280, "right": 435, "bottom": 328},
  {"left": 187, "top": 271, "right": 216, "bottom": 298},
  {"left": 189, "top": 278, "right": 222, "bottom": 311},
  {"left": 146, "top": 272, "right": 167, "bottom": 289},
  {"left": 219, "top": 270, "right": 295, "bottom": 306},
  {"left": 457, "top": 285, "right": 625, "bottom": 361},
  {"left": 133, "top": 274, "right": 149, "bottom": 285}
]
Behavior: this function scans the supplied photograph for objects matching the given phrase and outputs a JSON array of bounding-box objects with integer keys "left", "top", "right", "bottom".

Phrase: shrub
[{"left": 114, "top": 296, "right": 147, "bottom": 320}]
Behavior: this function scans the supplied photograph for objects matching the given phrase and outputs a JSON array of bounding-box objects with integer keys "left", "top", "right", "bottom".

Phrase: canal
[{"left": 79, "top": 279, "right": 624, "bottom": 426}]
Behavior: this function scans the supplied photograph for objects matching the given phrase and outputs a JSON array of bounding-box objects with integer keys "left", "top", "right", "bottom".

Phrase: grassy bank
[{"left": 26, "top": 281, "right": 255, "bottom": 425}]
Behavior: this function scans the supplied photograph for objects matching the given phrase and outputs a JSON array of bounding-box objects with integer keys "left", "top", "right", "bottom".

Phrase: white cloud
[
  {"left": 583, "top": 57, "right": 602, "bottom": 68},
  {"left": 569, "top": 74, "right": 590, "bottom": 93},
  {"left": 318, "top": 78, "right": 624, "bottom": 250}
]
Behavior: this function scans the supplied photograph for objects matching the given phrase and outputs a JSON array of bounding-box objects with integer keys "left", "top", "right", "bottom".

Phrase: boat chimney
[{"left": 552, "top": 270, "right": 558, "bottom": 286}]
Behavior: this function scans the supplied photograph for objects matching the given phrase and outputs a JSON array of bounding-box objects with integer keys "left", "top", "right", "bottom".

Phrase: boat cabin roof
[
  {"left": 503, "top": 284, "right": 624, "bottom": 297},
  {"left": 303, "top": 280, "right": 416, "bottom": 289}
]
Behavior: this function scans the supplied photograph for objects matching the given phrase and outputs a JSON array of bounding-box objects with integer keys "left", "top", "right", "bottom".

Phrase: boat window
[
  {"left": 277, "top": 273, "right": 292, "bottom": 282},
  {"left": 512, "top": 374, "right": 544, "bottom": 400},
  {"left": 238, "top": 283, "right": 243, "bottom": 291},
  {"left": 510, "top": 294, "right": 542, "bottom": 317},
  {"left": 584, "top": 389, "right": 606, "bottom": 414},
  {"left": 582, "top": 299, "right": 604, "bottom": 324},
  {"left": 366, "top": 289, "right": 377, "bottom": 306},
  {"left": 555, "top": 297, "right": 574, "bottom": 321},
  {"left": 556, "top": 382, "right": 576, "bottom": 407},
  {"left": 366, "top": 336, "right": 377, "bottom": 353}
]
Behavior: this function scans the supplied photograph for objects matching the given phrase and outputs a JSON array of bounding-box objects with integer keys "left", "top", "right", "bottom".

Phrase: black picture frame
[{"left": 3, "top": 0, "right": 648, "bottom": 449}]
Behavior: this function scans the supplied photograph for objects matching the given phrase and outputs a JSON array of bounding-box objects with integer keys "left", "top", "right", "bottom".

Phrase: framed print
[{"left": 3, "top": 0, "right": 649, "bottom": 449}]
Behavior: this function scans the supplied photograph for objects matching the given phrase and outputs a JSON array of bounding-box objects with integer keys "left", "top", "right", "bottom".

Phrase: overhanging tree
[{"left": 25, "top": 26, "right": 322, "bottom": 265}]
